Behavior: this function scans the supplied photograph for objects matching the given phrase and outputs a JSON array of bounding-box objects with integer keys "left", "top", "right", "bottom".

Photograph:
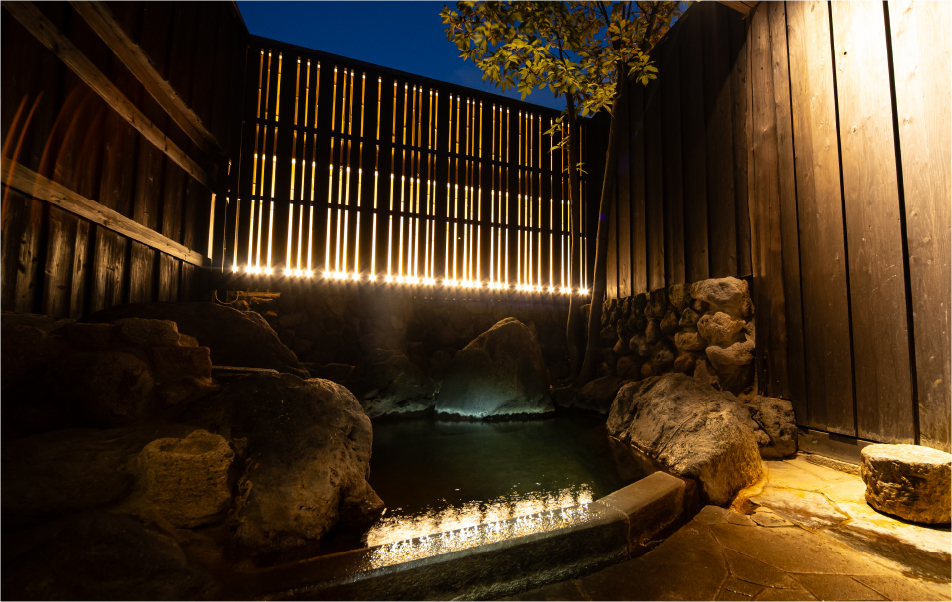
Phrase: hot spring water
[{"left": 365, "top": 414, "right": 642, "bottom": 547}]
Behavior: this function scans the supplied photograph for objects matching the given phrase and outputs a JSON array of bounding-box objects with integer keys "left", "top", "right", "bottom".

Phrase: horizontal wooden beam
[
  {"left": 1, "top": 0, "right": 214, "bottom": 190},
  {"left": 716, "top": 1, "right": 758, "bottom": 16},
  {"left": 69, "top": 0, "right": 223, "bottom": 156},
  {"left": 1, "top": 157, "right": 207, "bottom": 267}
]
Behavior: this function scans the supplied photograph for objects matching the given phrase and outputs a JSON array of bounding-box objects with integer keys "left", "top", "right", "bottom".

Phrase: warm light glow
[
  {"left": 446, "top": 279, "right": 457, "bottom": 287},
  {"left": 232, "top": 265, "right": 239, "bottom": 273},
  {"left": 324, "top": 271, "right": 331, "bottom": 278},
  {"left": 305, "top": 270, "right": 313, "bottom": 278},
  {"left": 265, "top": 267, "right": 273, "bottom": 276},
  {"left": 397, "top": 276, "right": 406, "bottom": 284},
  {"left": 385, "top": 275, "right": 394, "bottom": 283},
  {"left": 352, "top": 272, "right": 360, "bottom": 281},
  {"left": 579, "top": 288, "right": 589, "bottom": 295},
  {"left": 369, "top": 274, "right": 377, "bottom": 282}
]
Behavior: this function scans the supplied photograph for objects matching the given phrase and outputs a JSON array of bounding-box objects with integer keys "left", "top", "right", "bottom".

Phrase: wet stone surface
[{"left": 512, "top": 453, "right": 951, "bottom": 602}]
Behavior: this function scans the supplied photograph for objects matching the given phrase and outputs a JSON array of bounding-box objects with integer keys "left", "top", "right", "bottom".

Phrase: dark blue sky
[{"left": 235, "top": 1, "right": 565, "bottom": 111}]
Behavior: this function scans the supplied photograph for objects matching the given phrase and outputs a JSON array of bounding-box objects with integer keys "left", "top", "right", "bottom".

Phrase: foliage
[{"left": 441, "top": 2, "right": 683, "bottom": 121}]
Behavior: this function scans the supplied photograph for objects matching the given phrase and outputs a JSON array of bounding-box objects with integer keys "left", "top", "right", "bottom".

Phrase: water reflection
[
  {"left": 364, "top": 484, "right": 595, "bottom": 547},
  {"left": 365, "top": 414, "right": 637, "bottom": 551},
  {"left": 362, "top": 503, "right": 594, "bottom": 570}
]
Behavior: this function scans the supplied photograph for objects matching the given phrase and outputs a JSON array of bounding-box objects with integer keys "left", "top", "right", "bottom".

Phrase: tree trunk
[
  {"left": 564, "top": 95, "right": 582, "bottom": 379},
  {"left": 577, "top": 74, "right": 627, "bottom": 386}
]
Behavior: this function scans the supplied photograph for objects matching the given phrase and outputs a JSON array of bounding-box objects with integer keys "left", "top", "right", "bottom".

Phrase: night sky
[{"left": 235, "top": 1, "right": 565, "bottom": 111}]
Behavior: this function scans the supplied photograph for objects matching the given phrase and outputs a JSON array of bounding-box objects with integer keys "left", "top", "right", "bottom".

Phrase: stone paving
[{"left": 509, "top": 454, "right": 951, "bottom": 601}]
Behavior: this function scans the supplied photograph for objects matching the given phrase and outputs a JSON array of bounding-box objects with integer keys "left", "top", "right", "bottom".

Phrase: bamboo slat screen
[{"left": 222, "top": 38, "right": 591, "bottom": 295}]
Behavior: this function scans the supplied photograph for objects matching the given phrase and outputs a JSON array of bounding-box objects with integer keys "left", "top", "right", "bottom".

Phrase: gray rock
[
  {"left": 861, "top": 444, "right": 951, "bottom": 524},
  {"left": 675, "top": 330, "right": 707, "bottom": 352},
  {"left": 668, "top": 283, "right": 690, "bottom": 311},
  {"left": 574, "top": 376, "right": 625, "bottom": 414},
  {"left": 629, "top": 333, "right": 651, "bottom": 359},
  {"left": 321, "top": 363, "right": 355, "bottom": 384},
  {"left": 181, "top": 373, "right": 383, "bottom": 556},
  {"left": 706, "top": 334, "right": 755, "bottom": 368},
  {"left": 690, "top": 277, "right": 752, "bottom": 319},
  {"left": 697, "top": 312, "right": 746, "bottom": 347},
  {"left": 550, "top": 385, "right": 579, "bottom": 409},
  {"left": 741, "top": 395, "right": 797, "bottom": 459},
  {"left": 651, "top": 342, "right": 676, "bottom": 372},
  {"left": 645, "top": 320, "right": 662, "bottom": 345},
  {"left": 2, "top": 513, "right": 218, "bottom": 600},
  {"left": 679, "top": 307, "right": 700, "bottom": 328},
  {"left": 660, "top": 309, "right": 680, "bottom": 336},
  {"left": 129, "top": 430, "right": 234, "bottom": 528},
  {"left": 616, "top": 355, "right": 643, "bottom": 380},
  {"left": 49, "top": 351, "right": 154, "bottom": 428},
  {"left": 646, "top": 289, "right": 667, "bottom": 319},
  {"left": 347, "top": 349, "right": 436, "bottom": 418},
  {"left": 84, "top": 302, "right": 310, "bottom": 379},
  {"left": 607, "top": 373, "right": 765, "bottom": 505},
  {"left": 436, "top": 318, "right": 553, "bottom": 418}
]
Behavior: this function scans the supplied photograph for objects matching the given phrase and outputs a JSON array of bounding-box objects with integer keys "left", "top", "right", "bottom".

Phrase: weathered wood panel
[
  {"left": 643, "top": 78, "right": 665, "bottom": 292},
  {"left": 767, "top": 1, "right": 807, "bottom": 411},
  {"left": 749, "top": 3, "right": 787, "bottom": 398},
  {"left": 830, "top": 1, "right": 914, "bottom": 443},
  {"left": 887, "top": 0, "right": 952, "bottom": 452},
  {"left": 660, "top": 35, "right": 686, "bottom": 286},
  {"left": 702, "top": 2, "right": 737, "bottom": 278},
  {"left": 679, "top": 9, "right": 710, "bottom": 283},
  {"left": 784, "top": 0, "right": 856, "bottom": 436},
  {"left": 630, "top": 82, "right": 647, "bottom": 294}
]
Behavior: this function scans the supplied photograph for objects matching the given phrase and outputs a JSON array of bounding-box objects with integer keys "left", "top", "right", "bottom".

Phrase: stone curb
[{"left": 237, "top": 472, "right": 686, "bottom": 600}]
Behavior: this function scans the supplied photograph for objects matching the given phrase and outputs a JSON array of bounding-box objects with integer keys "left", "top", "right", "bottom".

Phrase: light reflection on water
[
  {"left": 364, "top": 414, "right": 634, "bottom": 551},
  {"left": 364, "top": 484, "right": 595, "bottom": 547},
  {"left": 363, "top": 504, "right": 594, "bottom": 570}
]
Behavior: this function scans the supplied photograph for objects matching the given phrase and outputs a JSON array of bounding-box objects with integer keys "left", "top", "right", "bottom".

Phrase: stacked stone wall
[{"left": 588, "top": 277, "right": 756, "bottom": 395}]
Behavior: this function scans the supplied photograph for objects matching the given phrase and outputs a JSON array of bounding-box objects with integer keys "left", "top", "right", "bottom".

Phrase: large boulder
[
  {"left": 861, "top": 444, "right": 951, "bottom": 524},
  {"left": 607, "top": 373, "right": 765, "bottom": 506},
  {"left": 1, "top": 424, "right": 196, "bottom": 529},
  {"left": 84, "top": 302, "right": 309, "bottom": 379},
  {"left": 180, "top": 373, "right": 384, "bottom": 556},
  {"left": 2, "top": 512, "right": 218, "bottom": 600},
  {"left": 573, "top": 376, "right": 625, "bottom": 414},
  {"left": 346, "top": 349, "right": 436, "bottom": 418},
  {"left": 130, "top": 430, "right": 234, "bottom": 528},
  {"left": 436, "top": 318, "right": 553, "bottom": 418},
  {"left": 2, "top": 318, "right": 215, "bottom": 433}
]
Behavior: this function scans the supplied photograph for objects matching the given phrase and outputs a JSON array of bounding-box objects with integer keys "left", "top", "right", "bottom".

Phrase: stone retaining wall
[{"left": 587, "top": 277, "right": 755, "bottom": 395}]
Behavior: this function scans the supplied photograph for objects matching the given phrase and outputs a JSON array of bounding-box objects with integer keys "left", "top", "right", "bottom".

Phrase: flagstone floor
[{"left": 508, "top": 454, "right": 951, "bottom": 601}]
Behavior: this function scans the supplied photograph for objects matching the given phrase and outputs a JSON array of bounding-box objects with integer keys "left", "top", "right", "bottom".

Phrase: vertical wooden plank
[
  {"left": 749, "top": 3, "right": 788, "bottom": 398},
  {"left": 768, "top": 1, "right": 808, "bottom": 413},
  {"left": 128, "top": 240, "right": 155, "bottom": 303},
  {"left": 376, "top": 75, "right": 395, "bottom": 277},
  {"left": 630, "top": 80, "right": 647, "bottom": 295},
  {"left": 1, "top": 192, "right": 28, "bottom": 311},
  {"left": 888, "top": 0, "right": 952, "bottom": 451},
  {"left": 785, "top": 0, "right": 856, "bottom": 435},
  {"left": 660, "top": 36, "right": 686, "bottom": 285},
  {"left": 830, "top": 2, "right": 914, "bottom": 444},
  {"left": 702, "top": 3, "right": 737, "bottom": 278},
  {"left": 615, "top": 81, "right": 632, "bottom": 298},
  {"left": 41, "top": 207, "right": 77, "bottom": 318},
  {"left": 607, "top": 177, "right": 618, "bottom": 300},
  {"left": 272, "top": 51, "right": 297, "bottom": 272},
  {"left": 679, "top": 9, "right": 710, "bottom": 282},
  {"left": 644, "top": 78, "right": 665, "bottom": 291},
  {"left": 89, "top": 226, "right": 112, "bottom": 312},
  {"left": 132, "top": 2, "right": 171, "bottom": 234},
  {"left": 69, "top": 220, "right": 90, "bottom": 319},
  {"left": 157, "top": 252, "right": 173, "bottom": 301},
  {"left": 730, "top": 12, "right": 752, "bottom": 278}
]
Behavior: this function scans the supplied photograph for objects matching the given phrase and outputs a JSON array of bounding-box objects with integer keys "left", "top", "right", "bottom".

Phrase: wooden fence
[
  {"left": 217, "top": 37, "right": 592, "bottom": 295},
  {"left": 1, "top": 1, "right": 245, "bottom": 318},
  {"left": 747, "top": 0, "right": 949, "bottom": 451},
  {"left": 603, "top": 1, "right": 752, "bottom": 300}
]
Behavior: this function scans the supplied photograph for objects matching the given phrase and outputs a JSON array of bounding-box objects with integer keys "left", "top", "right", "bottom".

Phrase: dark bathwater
[{"left": 365, "top": 413, "right": 639, "bottom": 547}]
